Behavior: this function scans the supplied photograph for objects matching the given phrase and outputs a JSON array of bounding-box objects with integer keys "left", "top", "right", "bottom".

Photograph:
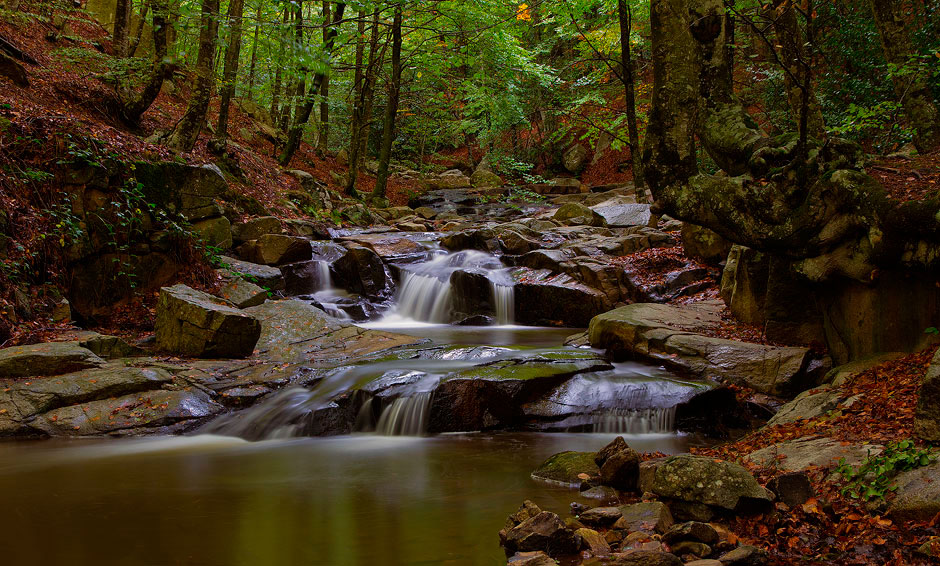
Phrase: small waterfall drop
[
  {"left": 593, "top": 407, "right": 676, "bottom": 434},
  {"left": 396, "top": 271, "right": 454, "bottom": 323},
  {"left": 313, "top": 260, "right": 332, "bottom": 291},
  {"left": 374, "top": 392, "right": 433, "bottom": 436},
  {"left": 492, "top": 283, "right": 515, "bottom": 325}
]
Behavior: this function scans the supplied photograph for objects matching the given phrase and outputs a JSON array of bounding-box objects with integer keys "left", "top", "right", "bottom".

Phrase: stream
[{"left": 0, "top": 239, "right": 707, "bottom": 565}]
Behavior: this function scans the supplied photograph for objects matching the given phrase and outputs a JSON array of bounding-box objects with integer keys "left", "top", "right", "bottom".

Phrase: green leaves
[{"left": 837, "top": 440, "right": 935, "bottom": 501}]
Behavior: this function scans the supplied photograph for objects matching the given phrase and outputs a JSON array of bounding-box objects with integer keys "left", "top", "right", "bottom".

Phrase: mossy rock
[{"left": 531, "top": 451, "right": 599, "bottom": 485}]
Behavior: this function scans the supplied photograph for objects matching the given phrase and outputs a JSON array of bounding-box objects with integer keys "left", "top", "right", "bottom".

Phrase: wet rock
[
  {"left": 578, "top": 506, "right": 623, "bottom": 527},
  {"left": 686, "top": 560, "right": 723, "bottom": 566},
  {"left": 503, "top": 511, "right": 572, "bottom": 554},
  {"left": 506, "top": 551, "right": 558, "bottom": 566},
  {"left": 670, "top": 541, "right": 712, "bottom": 559},
  {"left": 662, "top": 522, "right": 720, "bottom": 546},
  {"left": 591, "top": 201, "right": 653, "bottom": 227},
  {"left": 744, "top": 436, "right": 882, "bottom": 472},
  {"left": 231, "top": 216, "right": 282, "bottom": 243},
  {"left": 717, "top": 545, "right": 767, "bottom": 565},
  {"left": 575, "top": 527, "right": 610, "bottom": 556},
  {"left": 471, "top": 168, "right": 503, "bottom": 188},
  {"left": 588, "top": 302, "right": 817, "bottom": 396},
  {"left": 681, "top": 224, "right": 731, "bottom": 265},
  {"left": 639, "top": 454, "right": 771, "bottom": 513},
  {"left": 554, "top": 203, "right": 607, "bottom": 227},
  {"left": 425, "top": 170, "right": 471, "bottom": 190},
  {"left": 675, "top": 387, "right": 757, "bottom": 438},
  {"left": 512, "top": 268, "right": 611, "bottom": 327},
  {"left": 218, "top": 279, "right": 267, "bottom": 308},
  {"left": 563, "top": 144, "right": 589, "bottom": 174},
  {"left": 78, "top": 334, "right": 146, "bottom": 359},
  {"left": 332, "top": 246, "right": 392, "bottom": 300},
  {"left": 218, "top": 256, "right": 284, "bottom": 290},
  {"left": 0, "top": 342, "right": 103, "bottom": 378},
  {"left": 504, "top": 500, "right": 544, "bottom": 530},
  {"left": 915, "top": 349, "right": 940, "bottom": 443},
  {"left": 767, "top": 471, "right": 814, "bottom": 507},
  {"left": 614, "top": 501, "right": 674, "bottom": 534},
  {"left": 154, "top": 284, "right": 262, "bottom": 358},
  {"left": 240, "top": 234, "right": 313, "bottom": 266},
  {"left": 532, "top": 451, "right": 599, "bottom": 486},
  {"left": 607, "top": 550, "right": 683, "bottom": 566},
  {"left": 339, "top": 233, "right": 427, "bottom": 259},
  {"left": 32, "top": 388, "right": 222, "bottom": 436},
  {"left": 888, "top": 460, "right": 940, "bottom": 521},
  {"left": 596, "top": 436, "right": 640, "bottom": 491},
  {"left": 766, "top": 386, "right": 844, "bottom": 427},
  {"left": 581, "top": 485, "right": 619, "bottom": 502}
]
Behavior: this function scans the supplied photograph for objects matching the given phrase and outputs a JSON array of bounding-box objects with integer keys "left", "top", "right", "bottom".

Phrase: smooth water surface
[{"left": 0, "top": 432, "right": 689, "bottom": 566}]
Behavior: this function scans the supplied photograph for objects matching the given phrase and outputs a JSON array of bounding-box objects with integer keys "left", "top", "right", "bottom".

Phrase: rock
[
  {"left": 662, "top": 522, "right": 720, "bottom": 546},
  {"left": 592, "top": 201, "right": 654, "bottom": 227},
  {"left": 191, "top": 216, "right": 232, "bottom": 249},
  {"left": 504, "top": 500, "right": 543, "bottom": 530},
  {"left": 717, "top": 545, "right": 767, "bottom": 565},
  {"left": 686, "top": 561, "right": 723, "bottom": 566},
  {"left": 0, "top": 51, "right": 29, "bottom": 87},
  {"left": 426, "top": 170, "right": 472, "bottom": 190},
  {"left": 32, "top": 388, "right": 222, "bottom": 436},
  {"left": 563, "top": 144, "right": 589, "bottom": 174},
  {"left": 581, "top": 485, "right": 619, "bottom": 502},
  {"left": 767, "top": 472, "right": 814, "bottom": 507},
  {"left": 339, "top": 233, "right": 426, "bottom": 258},
  {"left": 889, "top": 460, "right": 940, "bottom": 521},
  {"left": 218, "top": 279, "right": 268, "bottom": 308},
  {"left": 575, "top": 528, "right": 611, "bottom": 556},
  {"left": 682, "top": 224, "right": 731, "bottom": 265},
  {"left": 766, "top": 386, "right": 844, "bottom": 427},
  {"left": 507, "top": 551, "right": 558, "bottom": 566},
  {"left": 578, "top": 506, "right": 623, "bottom": 527},
  {"left": 51, "top": 299, "right": 71, "bottom": 323},
  {"left": 916, "top": 348, "right": 940, "bottom": 442},
  {"left": 332, "top": 246, "right": 391, "bottom": 300},
  {"left": 414, "top": 206, "right": 437, "bottom": 219},
  {"left": 670, "top": 541, "right": 712, "bottom": 558},
  {"left": 532, "top": 451, "right": 599, "bottom": 485},
  {"left": 639, "top": 454, "right": 771, "bottom": 513},
  {"left": 554, "top": 203, "right": 607, "bottom": 227},
  {"left": 218, "top": 256, "right": 284, "bottom": 290},
  {"left": 504, "top": 511, "right": 576, "bottom": 555},
  {"left": 824, "top": 353, "right": 903, "bottom": 387},
  {"left": 512, "top": 268, "right": 612, "bottom": 327},
  {"left": 471, "top": 168, "right": 503, "bottom": 188},
  {"left": 917, "top": 538, "right": 940, "bottom": 558},
  {"left": 588, "top": 302, "right": 817, "bottom": 396},
  {"left": 78, "top": 334, "right": 146, "bottom": 359},
  {"left": 596, "top": 436, "right": 640, "bottom": 491},
  {"left": 744, "top": 436, "right": 883, "bottom": 472},
  {"left": 154, "top": 284, "right": 262, "bottom": 358},
  {"left": 231, "top": 216, "right": 282, "bottom": 243},
  {"left": 134, "top": 162, "right": 229, "bottom": 221},
  {"left": 69, "top": 252, "right": 181, "bottom": 320},
  {"left": 720, "top": 246, "right": 768, "bottom": 326},
  {"left": 614, "top": 501, "right": 674, "bottom": 534},
  {"left": 241, "top": 234, "right": 312, "bottom": 266},
  {"left": 0, "top": 342, "right": 103, "bottom": 378},
  {"left": 606, "top": 550, "right": 683, "bottom": 566}
]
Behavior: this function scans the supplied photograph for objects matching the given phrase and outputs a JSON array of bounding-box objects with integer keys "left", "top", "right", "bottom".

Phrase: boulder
[
  {"left": 888, "top": 460, "right": 940, "bottom": 521},
  {"left": 606, "top": 550, "right": 683, "bottom": 566},
  {"left": 578, "top": 506, "right": 623, "bottom": 527},
  {"left": 588, "top": 302, "right": 817, "bottom": 396},
  {"left": 682, "top": 224, "right": 731, "bottom": 266},
  {"left": 670, "top": 541, "right": 712, "bottom": 559},
  {"left": 720, "top": 246, "right": 768, "bottom": 326},
  {"left": 554, "top": 203, "right": 607, "bottom": 227},
  {"left": 339, "top": 233, "right": 426, "bottom": 258},
  {"left": 231, "top": 216, "right": 282, "bottom": 243},
  {"left": 915, "top": 348, "right": 940, "bottom": 442},
  {"left": 717, "top": 545, "right": 768, "bottom": 565},
  {"left": 507, "top": 551, "right": 558, "bottom": 566},
  {"left": 218, "top": 256, "right": 284, "bottom": 290},
  {"left": 575, "top": 527, "right": 610, "bottom": 556},
  {"left": 134, "top": 162, "right": 229, "bottom": 221},
  {"left": 744, "top": 436, "right": 883, "bottom": 472},
  {"left": 503, "top": 511, "right": 577, "bottom": 555},
  {"left": 512, "top": 268, "right": 612, "bottom": 327},
  {"left": 595, "top": 436, "right": 641, "bottom": 491},
  {"left": 563, "top": 144, "right": 589, "bottom": 174},
  {"left": 69, "top": 252, "right": 181, "bottom": 319},
  {"left": 591, "top": 201, "right": 654, "bottom": 228},
  {"left": 639, "top": 455, "right": 771, "bottom": 513},
  {"left": 531, "top": 451, "right": 599, "bottom": 485},
  {"left": 0, "top": 342, "right": 103, "bottom": 378},
  {"left": 190, "top": 216, "right": 232, "bottom": 249},
  {"left": 332, "top": 245, "right": 391, "bottom": 299},
  {"left": 78, "top": 334, "right": 146, "bottom": 359},
  {"left": 470, "top": 168, "right": 503, "bottom": 188},
  {"left": 614, "top": 501, "right": 674, "bottom": 534},
  {"left": 241, "top": 234, "right": 312, "bottom": 266},
  {"left": 765, "top": 386, "right": 847, "bottom": 427},
  {"left": 662, "top": 522, "right": 720, "bottom": 546},
  {"left": 218, "top": 279, "right": 268, "bottom": 308},
  {"left": 426, "top": 170, "right": 471, "bottom": 190},
  {"left": 154, "top": 284, "right": 262, "bottom": 358}
]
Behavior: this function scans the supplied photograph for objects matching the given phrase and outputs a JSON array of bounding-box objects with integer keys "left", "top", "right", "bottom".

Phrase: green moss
[{"left": 531, "top": 451, "right": 599, "bottom": 485}]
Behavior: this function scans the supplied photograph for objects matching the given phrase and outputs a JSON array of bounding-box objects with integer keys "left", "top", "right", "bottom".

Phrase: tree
[
  {"left": 869, "top": 0, "right": 940, "bottom": 152},
  {"left": 617, "top": 0, "right": 646, "bottom": 200},
  {"left": 346, "top": 8, "right": 387, "bottom": 198},
  {"left": 120, "top": 0, "right": 173, "bottom": 125},
  {"left": 214, "top": 0, "right": 246, "bottom": 146},
  {"left": 372, "top": 2, "right": 403, "bottom": 201},
  {"left": 164, "top": 0, "right": 220, "bottom": 151},
  {"left": 113, "top": 0, "right": 131, "bottom": 57},
  {"left": 317, "top": 0, "right": 332, "bottom": 153}
]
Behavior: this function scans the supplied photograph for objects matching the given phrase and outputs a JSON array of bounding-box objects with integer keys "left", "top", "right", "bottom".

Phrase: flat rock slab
[
  {"left": 155, "top": 284, "right": 261, "bottom": 359},
  {"left": 338, "top": 233, "right": 427, "bottom": 258},
  {"left": 531, "top": 451, "right": 599, "bottom": 486},
  {"left": 218, "top": 279, "right": 268, "bottom": 308},
  {"left": 218, "top": 256, "right": 285, "bottom": 290},
  {"left": 766, "top": 386, "right": 846, "bottom": 427},
  {"left": 591, "top": 201, "right": 653, "bottom": 227},
  {"left": 32, "top": 389, "right": 222, "bottom": 436},
  {"left": 614, "top": 502, "right": 674, "bottom": 534},
  {"left": 890, "top": 461, "right": 940, "bottom": 521},
  {"left": 588, "top": 302, "right": 815, "bottom": 396},
  {"left": 744, "top": 436, "right": 883, "bottom": 472},
  {"left": 244, "top": 300, "right": 422, "bottom": 364},
  {"left": 0, "top": 342, "right": 104, "bottom": 378}
]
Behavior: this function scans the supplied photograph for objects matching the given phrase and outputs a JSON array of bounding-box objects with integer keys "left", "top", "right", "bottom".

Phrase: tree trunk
[
  {"left": 246, "top": 1, "right": 262, "bottom": 96},
  {"left": 870, "top": 0, "right": 940, "bottom": 152},
  {"left": 357, "top": 12, "right": 384, "bottom": 169},
  {"left": 121, "top": 0, "right": 172, "bottom": 125},
  {"left": 164, "top": 0, "right": 219, "bottom": 152},
  {"left": 769, "top": 1, "right": 827, "bottom": 140},
  {"left": 269, "top": 6, "right": 290, "bottom": 117},
  {"left": 345, "top": 10, "right": 367, "bottom": 198},
  {"left": 113, "top": 0, "right": 131, "bottom": 57},
  {"left": 617, "top": 0, "right": 646, "bottom": 201},
  {"left": 279, "top": 2, "right": 346, "bottom": 167},
  {"left": 128, "top": 0, "right": 150, "bottom": 57},
  {"left": 372, "top": 4, "right": 402, "bottom": 201},
  {"left": 316, "top": 0, "right": 331, "bottom": 153},
  {"left": 215, "top": 0, "right": 245, "bottom": 145}
]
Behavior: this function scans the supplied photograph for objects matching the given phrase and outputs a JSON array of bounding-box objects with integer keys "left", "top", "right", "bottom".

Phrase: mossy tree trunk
[
  {"left": 372, "top": 3, "right": 402, "bottom": 201},
  {"left": 214, "top": 0, "right": 245, "bottom": 145},
  {"left": 617, "top": 0, "right": 646, "bottom": 201},
  {"left": 120, "top": 0, "right": 172, "bottom": 125}
]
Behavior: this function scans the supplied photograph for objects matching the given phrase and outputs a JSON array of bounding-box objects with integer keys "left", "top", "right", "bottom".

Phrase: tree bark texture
[
  {"left": 373, "top": 4, "right": 403, "bottom": 200},
  {"left": 215, "top": 0, "right": 245, "bottom": 144},
  {"left": 121, "top": 0, "right": 172, "bottom": 125}
]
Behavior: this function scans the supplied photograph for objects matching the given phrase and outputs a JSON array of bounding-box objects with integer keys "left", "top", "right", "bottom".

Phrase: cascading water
[
  {"left": 388, "top": 250, "right": 515, "bottom": 324},
  {"left": 374, "top": 392, "right": 433, "bottom": 436},
  {"left": 593, "top": 407, "right": 677, "bottom": 434}
]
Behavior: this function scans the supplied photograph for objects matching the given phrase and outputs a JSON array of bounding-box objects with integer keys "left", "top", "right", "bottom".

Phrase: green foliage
[{"left": 837, "top": 440, "right": 935, "bottom": 501}]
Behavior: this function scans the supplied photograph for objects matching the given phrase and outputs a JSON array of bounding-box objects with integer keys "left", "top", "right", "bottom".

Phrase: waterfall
[
  {"left": 492, "top": 283, "right": 515, "bottom": 325},
  {"left": 592, "top": 407, "right": 676, "bottom": 434},
  {"left": 374, "top": 392, "right": 433, "bottom": 436},
  {"left": 313, "top": 260, "right": 332, "bottom": 291},
  {"left": 396, "top": 271, "right": 454, "bottom": 323}
]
